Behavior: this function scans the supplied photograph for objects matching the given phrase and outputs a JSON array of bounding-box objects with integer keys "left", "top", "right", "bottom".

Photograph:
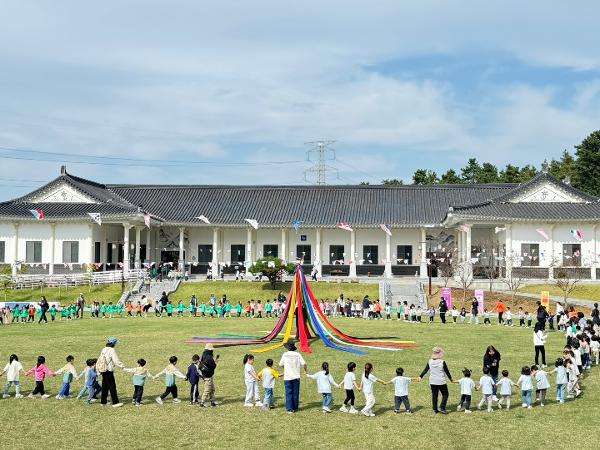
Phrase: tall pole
[{"left": 304, "top": 140, "right": 338, "bottom": 185}]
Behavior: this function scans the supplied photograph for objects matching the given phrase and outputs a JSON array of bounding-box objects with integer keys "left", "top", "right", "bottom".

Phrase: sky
[{"left": 1, "top": 0, "right": 600, "bottom": 200}]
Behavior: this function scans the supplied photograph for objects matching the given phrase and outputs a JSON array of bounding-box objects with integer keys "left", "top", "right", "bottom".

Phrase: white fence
[{"left": 8, "top": 269, "right": 147, "bottom": 290}]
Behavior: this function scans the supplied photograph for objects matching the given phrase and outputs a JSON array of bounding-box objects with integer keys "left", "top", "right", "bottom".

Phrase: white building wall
[
  {"left": 0, "top": 223, "right": 17, "bottom": 264},
  {"left": 221, "top": 228, "right": 247, "bottom": 263},
  {"left": 390, "top": 228, "right": 422, "bottom": 265},
  {"left": 17, "top": 222, "right": 53, "bottom": 264},
  {"left": 54, "top": 223, "right": 93, "bottom": 264}
]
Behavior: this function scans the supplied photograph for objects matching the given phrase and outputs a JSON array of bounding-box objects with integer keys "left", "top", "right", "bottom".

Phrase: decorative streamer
[
  {"left": 292, "top": 220, "right": 303, "bottom": 233},
  {"left": 195, "top": 215, "right": 210, "bottom": 224},
  {"left": 536, "top": 228, "right": 549, "bottom": 240},
  {"left": 570, "top": 229, "right": 583, "bottom": 241},
  {"left": 245, "top": 218, "right": 259, "bottom": 230},
  {"left": 379, "top": 224, "right": 392, "bottom": 236},
  {"left": 29, "top": 209, "right": 44, "bottom": 220},
  {"left": 336, "top": 222, "right": 353, "bottom": 232},
  {"left": 88, "top": 212, "right": 102, "bottom": 225}
]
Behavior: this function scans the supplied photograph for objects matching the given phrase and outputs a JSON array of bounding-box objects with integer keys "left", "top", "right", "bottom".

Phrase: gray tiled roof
[
  {"left": 0, "top": 202, "right": 140, "bottom": 219},
  {"left": 449, "top": 202, "right": 600, "bottom": 221}
]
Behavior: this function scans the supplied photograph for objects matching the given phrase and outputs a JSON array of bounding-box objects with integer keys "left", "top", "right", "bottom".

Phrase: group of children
[{"left": 0, "top": 303, "right": 81, "bottom": 324}]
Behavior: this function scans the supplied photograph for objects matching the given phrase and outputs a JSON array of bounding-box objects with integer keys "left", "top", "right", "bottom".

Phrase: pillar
[
  {"left": 384, "top": 231, "right": 392, "bottom": 278},
  {"left": 154, "top": 228, "right": 160, "bottom": 264},
  {"left": 592, "top": 225, "right": 598, "bottom": 280},
  {"left": 465, "top": 225, "right": 472, "bottom": 263},
  {"left": 419, "top": 228, "right": 427, "bottom": 278},
  {"left": 145, "top": 228, "right": 151, "bottom": 265},
  {"left": 179, "top": 227, "right": 185, "bottom": 271},
  {"left": 281, "top": 228, "right": 287, "bottom": 263},
  {"left": 212, "top": 227, "right": 219, "bottom": 276},
  {"left": 89, "top": 224, "right": 95, "bottom": 267},
  {"left": 100, "top": 226, "right": 107, "bottom": 271},
  {"left": 123, "top": 223, "right": 131, "bottom": 273},
  {"left": 315, "top": 228, "right": 322, "bottom": 274},
  {"left": 549, "top": 224, "right": 555, "bottom": 280},
  {"left": 349, "top": 229, "right": 357, "bottom": 278},
  {"left": 133, "top": 227, "right": 141, "bottom": 269},
  {"left": 246, "top": 228, "right": 253, "bottom": 276},
  {"left": 49, "top": 223, "right": 56, "bottom": 275},
  {"left": 505, "top": 224, "right": 512, "bottom": 279}
]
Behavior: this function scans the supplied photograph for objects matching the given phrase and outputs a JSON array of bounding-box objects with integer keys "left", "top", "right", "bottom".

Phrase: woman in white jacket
[
  {"left": 98, "top": 336, "right": 125, "bottom": 407},
  {"left": 533, "top": 323, "right": 548, "bottom": 368}
]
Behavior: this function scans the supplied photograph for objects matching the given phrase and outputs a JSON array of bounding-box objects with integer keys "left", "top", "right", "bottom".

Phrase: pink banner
[
  {"left": 441, "top": 287, "right": 452, "bottom": 309},
  {"left": 474, "top": 289, "right": 484, "bottom": 313}
]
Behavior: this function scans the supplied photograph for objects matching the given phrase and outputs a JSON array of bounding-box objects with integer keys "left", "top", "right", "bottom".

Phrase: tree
[
  {"left": 461, "top": 158, "right": 481, "bottom": 183},
  {"left": 475, "top": 239, "right": 501, "bottom": 293},
  {"left": 549, "top": 150, "right": 577, "bottom": 182},
  {"left": 476, "top": 163, "right": 499, "bottom": 183},
  {"left": 519, "top": 165, "right": 538, "bottom": 182},
  {"left": 248, "top": 257, "right": 296, "bottom": 289},
  {"left": 437, "top": 254, "right": 455, "bottom": 287},
  {"left": 359, "top": 181, "right": 370, "bottom": 185},
  {"left": 412, "top": 169, "right": 438, "bottom": 185},
  {"left": 574, "top": 130, "right": 600, "bottom": 196},
  {"left": 454, "top": 261, "right": 473, "bottom": 302},
  {"left": 439, "top": 169, "right": 461, "bottom": 184},
  {"left": 554, "top": 269, "right": 580, "bottom": 307},
  {"left": 503, "top": 257, "right": 525, "bottom": 302},
  {"left": 499, "top": 164, "right": 521, "bottom": 183},
  {"left": 381, "top": 178, "right": 403, "bottom": 185}
]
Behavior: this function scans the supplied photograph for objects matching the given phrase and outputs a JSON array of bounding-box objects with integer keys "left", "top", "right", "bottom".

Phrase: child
[
  {"left": 483, "top": 309, "right": 491, "bottom": 325},
  {"left": 360, "top": 363, "right": 387, "bottom": 417},
  {"left": 505, "top": 307, "right": 513, "bottom": 327},
  {"left": 124, "top": 359, "right": 152, "bottom": 406},
  {"left": 451, "top": 306, "right": 459, "bottom": 323},
  {"left": 477, "top": 366, "right": 495, "bottom": 412},
  {"left": 1, "top": 354, "right": 24, "bottom": 398},
  {"left": 496, "top": 370, "right": 515, "bottom": 410},
  {"left": 25, "top": 356, "right": 56, "bottom": 398},
  {"left": 409, "top": 304, "right": 416, "bottom": 322},
  {"left": 235, "top": 302, "right": 243, "bottom": 317},
  {"left": 50, "top": 305, "right": 57, "bottom": 322},
  {"left": 166, "top": 302, "right": 173, "bottom": 318},
  {"left": 531, "top": 365, "right": 549, "bottom": 406},
  {"left": 549, "top": 358, "right": 568, "bottom": 404},
  {"left": 256, "top": 300, "right": 263, "bottom": 318},
  {"left": 389, "top": 367, "right": 416, "bottom": 414},
  {"left": 340, "top": 362, "right": 360, "bottom": 414},
  {"left": 516, "top": 366, "right": 533, "bottom": 409},
  {"left": 526, "top": 311, "right": 533, "bottom": 328},
  {"left": 108, "top": 302, "right": 115, "bottom": 319},
  {"left": 177, "top": 301, "right": 185, "bottom": 317},
  {"left": 55, "top": 355, "right": 78, "bottom": 399},
  {"left": 265, "top": 300, "right": 273, "bottom": 318},
  {"left": 154, "top": 356, "right": 186, "bottom": 404},
  {"left": 456, "top": 368, "right": 475, "bottom": 413},
  {"left": 186, "top": 354, "right": 201, "bottom": 405},
  {"left": 416, "top": 305, "right": 423, "bottom": 322},
  {"left": 258, "top": 358, "right": 280, "bottom": 410},
  {"left": 307, "top": 362, "right": 340, "bottom": 413},
  {"left": 243, "top": 354, "right": 262, "bottom": 407},
  {"left": 76, "top": 358, "right": 100, "bottom": 404},
  {"left": 200, "top": 303, "right": 206, "bottom": 317},
  {"left": 428, "top": 307, "right": 435, "bottom": 323},
  {"left": 136, "top": 302, "right": 142, "bottom": 317},
  {"left": 591, "top": 336, "right": 600, "bottom": 366},
  {"left": 518, "top": 307, "right": 525, "bottom": 327},
  {"left": 396, "top": 302, "right": 403, "bottom": 320},
  {"left": 460, "top": 307, "right": 467, "bottom": 323}
]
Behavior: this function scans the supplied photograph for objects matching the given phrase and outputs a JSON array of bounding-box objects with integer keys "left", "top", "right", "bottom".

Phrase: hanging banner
[
  {"left": 474, "top": 289, "right": 485, "bottom": 313},
  {"left": 541, "top": 291, "right": 550, "bottom": 310},
  {"left": 441, "top": 287, "right": 452, "bottom": 309}
]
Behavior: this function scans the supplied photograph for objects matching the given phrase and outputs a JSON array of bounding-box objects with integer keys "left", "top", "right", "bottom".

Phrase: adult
[
  {"left": 533, "top": 323, "right": 548, "bottom": 367},
  {"left": 77, "top": 293, "right": 85, "bottom": 319},
  {"left": 199, "top": 344, "right": 218, "bottom": 407},
  {"left": 495, "top": 299, "right": 507, "bottom": 325},
  {"left": 279, "top": 340, "right": 307, "bottom": 413},
  {"left": 38, "top": 296, "right": 49, "bottom": 324},
  {"left": 362, "top": 295, "right": 371, "bottom": 320},
  {"left": 470, "top": 296, "right": 480, "bottom": 324},
  {"left": 419, "top": 346, "right": 453, "bottom": 414},
  {"left": 98, "top": 336, "right": 124, "bottom": 407},
  {"left": 536, "top": 301, "right": 548, "bottom": 330},
  {"left": 141, "top": 295, "right": 151, "bottom": 316},
  {"left": 438, "top": 297, "right": 448, "bottom": 324},
  {"left": 190, "top": 295, "right": 198, "bottom": 317},
  {"left": 159, "top": 291, "right": 169, "bottom": 315},
  {"left": 591, "top": 303, "right": 600, "bottom": 327},
  {"left": 483, "top": 345, "right": 501, "bottom": 398}
]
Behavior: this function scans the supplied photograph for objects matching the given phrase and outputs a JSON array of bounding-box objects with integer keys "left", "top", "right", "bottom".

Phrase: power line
[
  {"left": 335, "top": 159, "right": 380, "bottom": 183},
  {"left": 303, "top": 140, "right": 338, "bottom": 185}
]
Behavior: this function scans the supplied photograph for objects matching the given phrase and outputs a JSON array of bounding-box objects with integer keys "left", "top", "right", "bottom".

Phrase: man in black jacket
[
  {"left": 439, "top": 298, "right": 448, "bottom": 324},
  {"left": 199, "top": 344, "right": 218, "bottom": 407}
]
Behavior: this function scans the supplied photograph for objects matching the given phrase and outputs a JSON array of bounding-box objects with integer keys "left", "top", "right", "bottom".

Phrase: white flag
[
  {"left": 196, "top": 215, "right": 210, "bottom": 224},
  {"left": 245, "top": 218, "right": 259, "bottom": 230},
  {"left": 87, "top": 213, "right": 102, "bottom": 225},
  {"left": 144, "top": 214, "right": 151, "bottom": 228}
]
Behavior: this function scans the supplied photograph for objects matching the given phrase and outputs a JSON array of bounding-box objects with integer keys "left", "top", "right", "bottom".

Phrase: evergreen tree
[
  {"left": 439, "top": 169, "right": 462, "bottom": 184},
  {"left": 460, "top": 158, "right": 480, "bottom": 183},
  {"left": 519, "top": 165, "right": 538, "bottom": 182},
  {"left": 549, "top": 150, "right": 577, "bottom": 182},
  {"left": 381, "top": 178, "right": 403, "bottom": 185},
  {"left": 476, "top": 162, "right": 499, "bottom": 183},
  {"left": 499, "top": 164, "right": 521, "bottom": 183},
  {"left": 574, "top": 130, "right": 600, "bottom": 196},
  {"left": 412, "top": 169, "right": 438, "bottom": 185}
]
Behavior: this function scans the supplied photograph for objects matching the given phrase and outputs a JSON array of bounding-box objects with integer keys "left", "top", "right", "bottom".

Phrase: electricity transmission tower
[{"left": 304, "top": 140, "right": 338, "bottom": 184}]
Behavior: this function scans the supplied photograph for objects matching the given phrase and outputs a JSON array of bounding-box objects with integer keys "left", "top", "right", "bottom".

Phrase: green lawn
[
  {"left": 0, "top": 315, "right": 596, "bottom": 450},
  {"left": 520, "top": 283, "right": 600, "bottom": 302},
  {"left": 2, "top": 283, "right": 125, "bottom": 303}
]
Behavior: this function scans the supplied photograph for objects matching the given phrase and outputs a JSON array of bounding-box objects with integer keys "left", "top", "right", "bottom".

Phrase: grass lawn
[
  {"left": 1, "top": 315, "right": 597, "bottom": 450},
  {"left": 520, "top": 283, "right": 600, "bottom": 302},
  {"left": 2, "top": 283, "right": 125, "bottom": 303}
]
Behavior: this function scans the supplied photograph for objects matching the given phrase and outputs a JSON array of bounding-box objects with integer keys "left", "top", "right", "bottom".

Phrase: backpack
[{"left": 96, "top": 349, "right": 109, "bottom": 373}]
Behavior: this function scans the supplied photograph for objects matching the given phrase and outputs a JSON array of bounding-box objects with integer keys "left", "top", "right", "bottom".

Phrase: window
[
  {"left": 140, "top": 244, "right": 147, "bottom": 262},
  {"left": 396, "top": 245, "right": 412, "bottom": 265},
  {"left": 197, "top": 244, "right": 212, "bottom": 263},
  {"left": 296, "top": 245, "right": 311, "bottom": 264},
  {"left": 362, "top": 245, "right": 378, "bottom": 264},
  {"left": 94, "top": 242, "right": 101, "bottom": 264},
  {"left": 62, "top": 241, "right": 79, "bottom": 263},
  {"left": 563, "top": 244, "right": 581, "bottom": 267},
  {"left": 26, "top": 241, "right": 42, "bottom": 263},
  {"left": 231, "top": 245, "right": 245, "bottom": 263},
  {"left": 106, "top": 243, "right": 113, "bottom": 263},
  {"left": 118, "top": 244, "right": 123, "bottom": 264},
  {"left": 329, "top": 245, "right": 344, "bottom": 264},
  {"left": 263, "top": 244, "right": 278, "bottom": 258},
  {"left": 0, "top": 241, "right": 4, "bottom": 263},
  {"left": 521, "top": 243, "right": 539, "bottom": 267}
]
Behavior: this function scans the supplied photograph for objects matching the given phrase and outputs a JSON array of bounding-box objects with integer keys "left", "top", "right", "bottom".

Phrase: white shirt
[
  {"left": 361, "top": 373, "right": 378, "bottom": 394},
  {"left": 308, "top": 370, "right": 337, "bottom": 394},
  {"left": 3, "top": 360, "right": 23, "bottom": 382},
  {"left": 452, "top": 309, "right": 459, "bottom": 317},
  {"left": 343, "top": 371, "right": 356, "bottom": 390},
  {"left": 391, "top": 376, "right": 411, "bottom": 397},
  {"left": 505, "top": 311, "right": 512, "bottom": 320},
  {"left": 497, "top": 378, "right": 514, "bottom": 396},
  {"left": 244, "top": 363, "right": 257, "bottom": 383},
  {"left": 517, "top": 374, "right": 533, "bottom": 391},
  {"left": 533, "top": 331, "right": 546, "bottom": 346},
  {"left": 555, "top": 366, "right": 568, "bottom": 385},
  {"left": 590, "top": 340, "right": 600, "bottom": 352},
  {"left": 458, "top": 377, "right": 475, "bottom": 395},
  {"left": 279, "top": 351, "right": 306, "bottom": 381},
  {"left": 479, "top": 375, "right": 495, "bottom": 395},
  {"left": 535, "top": 371, "right": 550, "bottom": 390},
  {"left": 259, "top": 367, "right": 278, "bottom": 389}
]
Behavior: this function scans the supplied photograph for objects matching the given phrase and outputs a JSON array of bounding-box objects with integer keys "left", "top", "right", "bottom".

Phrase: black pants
[
  {"left": 498, "top": 312, "right": 504, "bottom": 324},
  {"left": 535, "top": 345, "right": 546, "bottom": 365},
  {"left": 32, "top": 380, "right": 45, "bottom": 395},
  {"left": 101, "top": 371, "right": 119, "bottom": 405},
  {"left": 133, "top": 385, "right": 144, "bottom": 404},
  {"left": 344, "top": 389, "right": 355, "bottom": 406},
  {"left": 430, "top": 384, "right": 449, "bottom": 412},
  {"left": 38, "top": 311, "right": 48, "bottom": 323},
  {"left": 190, "top": 383, "right": 199, "bottom": 403},
  {"left": 394, "top": 395, "right": 411, "bottom": 412},
  {"left": 459, "top": 394, "right": 471, "bottom": 410},
  {"left": 160, "top": 385, "right": 178, "bottom": 400},
  {"left": 440, "top": 313, "right": 446, "bottom": 324}
]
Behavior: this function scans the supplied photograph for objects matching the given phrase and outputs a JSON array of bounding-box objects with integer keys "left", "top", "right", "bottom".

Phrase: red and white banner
[{"left": 336, "top": 222, "right": 353, "bottom": 232}]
